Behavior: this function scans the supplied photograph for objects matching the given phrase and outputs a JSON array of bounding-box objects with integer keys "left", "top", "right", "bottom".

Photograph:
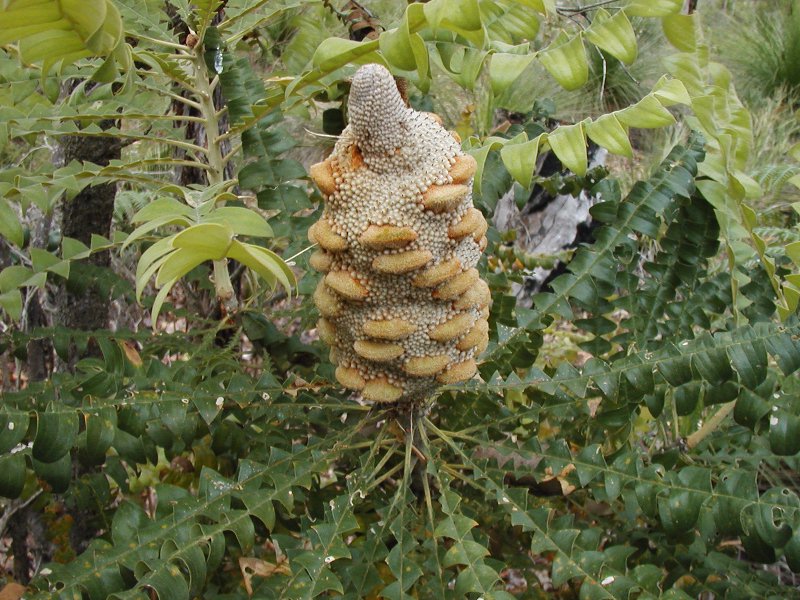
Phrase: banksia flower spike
[{"left": 308, "top": 63, "right": 490, "bottom": 403}]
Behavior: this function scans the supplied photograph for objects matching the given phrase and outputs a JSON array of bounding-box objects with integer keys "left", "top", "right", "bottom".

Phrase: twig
[
  {"left": 686, "top": 401, "right": 737, "bottom": 449},
  {"left": 556, "top": 0, "right": 623, "bottom": 14}
]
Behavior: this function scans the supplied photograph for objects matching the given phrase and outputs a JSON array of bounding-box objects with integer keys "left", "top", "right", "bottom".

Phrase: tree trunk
[{"left": 55, "top": 125, "right": 121, "bottom": 369}]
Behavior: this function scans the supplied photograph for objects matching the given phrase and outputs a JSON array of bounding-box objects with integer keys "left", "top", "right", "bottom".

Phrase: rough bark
[{"left": 55, "top": 126, "right": 121, "bottom": 368}]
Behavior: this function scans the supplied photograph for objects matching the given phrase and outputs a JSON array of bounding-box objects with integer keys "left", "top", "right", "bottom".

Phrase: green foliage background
[{"left": 1, "top": 0, "right": 800, "bottom": 598}]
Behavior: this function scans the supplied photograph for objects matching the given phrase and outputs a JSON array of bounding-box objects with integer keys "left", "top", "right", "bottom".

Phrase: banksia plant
[{"left": 308, "top": 63, "right": 490, "bottom": 403}]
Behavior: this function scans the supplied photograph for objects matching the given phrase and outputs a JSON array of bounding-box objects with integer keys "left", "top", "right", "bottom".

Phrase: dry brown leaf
[
  {"left": 119, "top": 340, "right": 143, "bottom": 367},
  {"left": 239, "top": 556, "right": 290, "bottom": 596},
  {"left": 541, "top": 464, "right": 577, "bottom": 495},
  {"left": 0, "top": 583, "right": 26, "bottom": 600}
]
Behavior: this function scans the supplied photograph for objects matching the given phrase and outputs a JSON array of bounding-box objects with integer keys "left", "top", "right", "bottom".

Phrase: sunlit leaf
[
  {"left": 538, "top": 32, "right": 589, "bottom": 91},
  {"left": 585, "top": 114, "right": 633, "bottom": 158},
  {"left": 547, "top": 122, "right": 588, "bottom": 176},
  {"left": 170, "top": 222, "right": 234, "bottom": 261},
  {"left": 616, "top": 94, "right": 676, "bottom": 128},
  {"left": 584, "top": 9, "right": 637, "bottom": 65},
  {"left": 499, "top": 134, "right": 541, "bottom": 188},
  {"left": 489, "top": 52, "right": 536, "bottom": 96},
  {"left": 662, "top": 13, "right": 696, "bottom": 51},
  {"left": 624, "top": 0, "right": 682, "bottom": 17}
]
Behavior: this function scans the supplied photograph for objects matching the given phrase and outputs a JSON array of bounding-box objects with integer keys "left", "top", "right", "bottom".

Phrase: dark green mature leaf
[
  {"left": 0, "top": 453, "right": 27, "bottom": 498},
  {"left": 33, "top": 409, "right": 79, "bottom": 463}
]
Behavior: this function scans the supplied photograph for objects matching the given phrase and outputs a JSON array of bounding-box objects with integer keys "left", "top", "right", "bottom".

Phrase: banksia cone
[{"left": 308, "top": 63, "right": 490, "bottom": 403}]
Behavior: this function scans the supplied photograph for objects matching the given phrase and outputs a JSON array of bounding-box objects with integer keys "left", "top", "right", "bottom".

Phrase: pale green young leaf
[
  {"left": 131, "top": 198, "right": 196, "bottom": 224},
  {"left": 538, "top": 32, "right": 588, "bottom": 91},
  {"left": 155, "top": 247, "right": 213, "bottom": 288},
  {"left": 624, "top": 0, "right": 682, "bottom": 17},
  {"left": 468, "top": 136, "right": 509, "bottom": 195},
  {"left": 380, "top": 25, "right": 417, "bottom": 72},
  {"left": 311, "top": 38, "right": 383, "bottom": 72},
  {"left": 435, "top": 45, "right": 489, "bottom": 90},
  {"left": 663, "top": 53, "right": 704, "bottom": 95},
  {"left": 499, "top": 134, "right": 541, "bottom": 189},
  {"left": 85, "top": 0, "right": 123, "bottom": 55},
  {"left": 19, "top": 31, "right": 93, "bottom": 65},
  {"left": 584, "top": 9, "right": 638, "bottom": 65},
  {"left": 0, "top": 198, "right": 24, "bottom": 247},
  {"left": 170, "top": 223, "right": 234, "bottom": 262},
  {"left": 786, "top": 242, "right": 800, "bottom": 266},
  {"left": 123, "top": 214, "right": 193, "bottom": 250},
  {"left": 662, "top": 13, "right": 696, "bottom": 51},
  {"left": 513, "top": 0, "right": 555, "bottom": 16},
  {"left": 90, "top": 234, "right": 114, "bottom": 252},
  {"left": 149, "top": 278, "right": 176, "bottom": 324},
  {"left": 616, "top": 95, "right": 675, "bottom": 128},
  {"left": 60, "top": 0, "right": 110, "bottom": 45},
  {"left": 652, "top": 76, "right": 691, "bottom": 106},
  {"left": 483, "top": 2, "right": 540, "bottom": 44},
  {"left": 190, "top": 0, "right": 223, "bottom": 40},
  {"left": 423, "top": 0, "right": 484, "bottom": 47},
  {"left": 0, "top": 0, "right": 63, "bottom": 42},
  {"left": 379, "top": 11, "right": 429, "bottom": 89},
  {"left": 2, "top": 0, "right": 123, "bottom": 72},
  {"left": 547, "top": 122, "right": 588, "bottom": 176},
  {"left": 489, "top": 52, "right": 536, "bottom": 96},
  {"left": 136, "top": 248, "right": 173, "bottom": 302},
  {"left": 227, "top": 240, "right": 294, "bottom": 294},
  {"left": 203, "top": 207, "right": 273, "bottom": 239},
  {"left": 585, "top": 114, "right": 633, "bottom": 158},
  {"left": 136, "top": 237, "right": 174, "bottom": 286},
  {"left": 780, "top": 281, "right": 800, "bottom": 319}
]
